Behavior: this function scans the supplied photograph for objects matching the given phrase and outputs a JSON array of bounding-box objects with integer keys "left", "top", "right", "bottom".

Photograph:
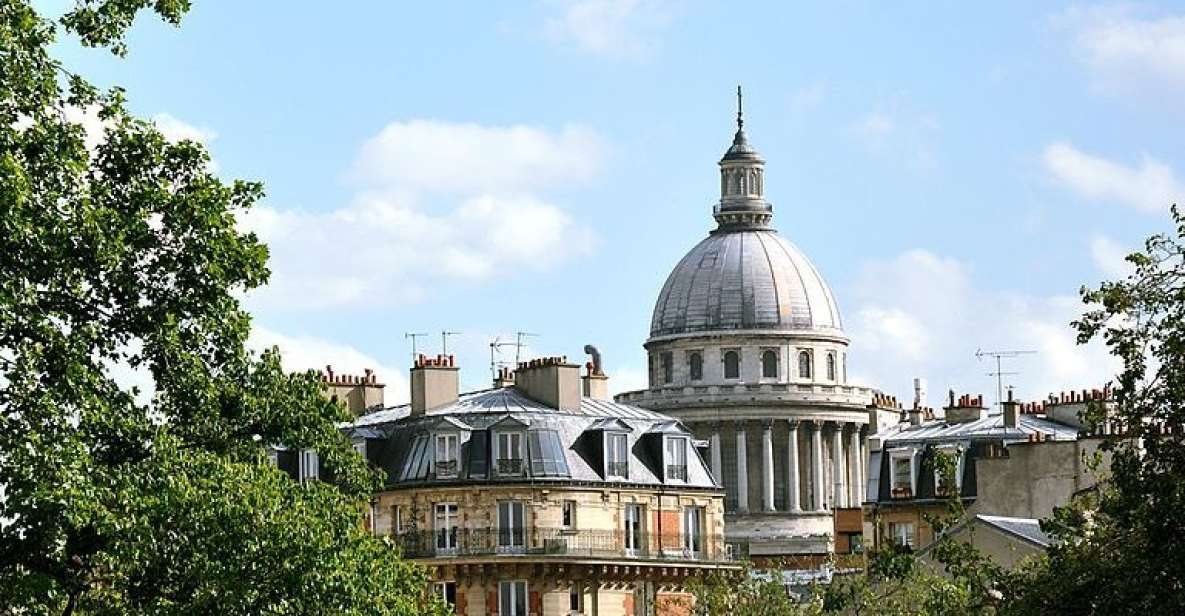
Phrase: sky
[{"left": 41, "top": 1, "right": 1185, "bottom": 407}]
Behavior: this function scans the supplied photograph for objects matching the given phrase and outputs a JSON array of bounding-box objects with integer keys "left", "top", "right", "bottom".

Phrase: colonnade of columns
[{"left": 709, "top": 419, "right": 867, "bottom": 514}]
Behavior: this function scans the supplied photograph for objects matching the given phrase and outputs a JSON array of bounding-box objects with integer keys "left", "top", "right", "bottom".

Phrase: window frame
[
  {"left": 433, "top": 502, "right": 459, "bottom": 554},
  {"left": 889, "top": 521, "right": 916, "bottom": 548},
  {"left": 605, "top": 431, "right": 630, "bottom": 479},
  {"left": 393, "top": 504, "right": 404, "bottom": 535},
  {"left": 623, "top": 503, "right": 645, "bottom": 556},
  {"left": 569, "top": 584, "right": 585, "bottom": 614},
  {"left": 797, "top": 350, "right": 813, "bottom": 379},
  {"left": 722, "top": 349, "right": 741, "bottom": 380},
  {"left": 664, "top": 435, "right": 688, "bottom": 483},
  {"left": 660, "top": 351, "right": 673, "bottom": 384},
  {"left": 761, "top": 348, "right": 779, "bottom": 379},
  {"left": 826, "top": 351, "right": 837, "bottom": 381},
  {"left": 497, "top": 500, "right": 526, "bottom": 553},
  {"left": 932, "top": 445, "right": 965, "bottom": 497},
  {"left": 298, "top": 449, "right": 319, "bottom": 483},
  {"left": 434, "top": 432, "right": 460, "bottom": 478},
  {"left": 494, "top": 430, "right": 525, "bottom": 476},
  {"left": 888, "top": 449, "right": 918, "bottom": 499},
  {"left": 682, "top": 505, "right": 705, "bottom": 558},
  {"left": 433, "top": 581, "right": 457, "bottom": 607},
  {"left": 499, "top": 580, "right": 529, "bottom": 616},
  {"left": 561, "top": 500, "right": 577, "bottom": 530},
  {"left": 688, "top": 351, "right": 704, "bottom": 382}
]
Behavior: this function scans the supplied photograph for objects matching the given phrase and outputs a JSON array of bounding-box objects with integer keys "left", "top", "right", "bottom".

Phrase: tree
[
  {"left": 1004, "top": 206, "right": 1185, "bottom": 615},
  {"left": 0, "top": 1, "right": 444, "bottom": 613}
]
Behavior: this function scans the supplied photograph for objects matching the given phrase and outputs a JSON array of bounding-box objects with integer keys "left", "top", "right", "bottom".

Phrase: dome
[{"left": 649, "top": 229, "right": 844, "bottom": 339}]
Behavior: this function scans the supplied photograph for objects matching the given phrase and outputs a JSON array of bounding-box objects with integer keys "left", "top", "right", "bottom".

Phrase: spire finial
[{"left": 736, "top": 85, "right": 744, "bottom": 130}]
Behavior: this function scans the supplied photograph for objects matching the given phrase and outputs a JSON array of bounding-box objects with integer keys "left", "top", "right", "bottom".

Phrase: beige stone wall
[{"left": 972, "top": 438, "right": 1107, "bottom": 520}]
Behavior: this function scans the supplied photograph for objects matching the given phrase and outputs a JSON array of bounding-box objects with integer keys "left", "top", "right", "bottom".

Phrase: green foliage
[
  {"left": 0, "top": 1, "right": 443, "bottom": 613},
  {"left": 1004, "top": 205, "right": 1185, "bottom": 615}
]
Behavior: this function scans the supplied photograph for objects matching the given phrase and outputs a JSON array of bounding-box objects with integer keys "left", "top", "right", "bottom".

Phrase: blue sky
[{"left": 46, "top": 1, "right": 1185, "bottom": 405}]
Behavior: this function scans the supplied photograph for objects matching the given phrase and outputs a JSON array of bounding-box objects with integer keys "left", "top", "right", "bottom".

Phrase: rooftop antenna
[
  {"left": 514, "top": 331, "right": 539, "bottom": 365},
  {"left": 404, "top": 332, "right": 428, "bottom": 362},
  {"left": 976, "top": 349, "right": 1036, "bottom": 409},
  {"left": 441, "top": 330, "right": 461, "bottom": 356},
  {"left": 736, "top": 85, "right": 744, "bottom": 130},
  {"left": 489, "top": 336, "right": 518, "bottom": 382}
]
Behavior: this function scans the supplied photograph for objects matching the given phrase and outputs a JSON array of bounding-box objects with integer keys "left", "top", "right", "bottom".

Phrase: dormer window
[
  {"left": 933, "top": 445, "right": 964, "bottom": 497},
  {"left": 435, "top": 433, "right": 459, "bottom": 478},
  {"left": 889, "top": 449, "right": 918, "bottom": 499},
  {"left": 606, "top": 432, "right": 629, "bottom": 479},
  {"left": 495, "top": 431, "right": 525, "bottom": 476},
  {"left": 665, "top": 436, "right": 688, "bottom": 482},
  {"left": 298, "top": 449, "right": 318, "bottom": 484}
]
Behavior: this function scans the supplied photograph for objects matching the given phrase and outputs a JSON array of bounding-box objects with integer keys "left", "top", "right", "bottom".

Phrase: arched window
[
  {"left": 661, "top": 352, "right": 673, "bottom": 384},
  {"left": 723, "top": 351, "right": 740, "bottom": 379},
  {"left": 761, "top": 350, "right": 778, "bottom": 379},
  {"left": 826, "top": 352, "right": 837, "bottom": 381},
  {"left": 798, "top": 350, "right": 812, "bottom": 379},
  {"left": 689, "top": 352, "right": 703, "bottom": 381}
]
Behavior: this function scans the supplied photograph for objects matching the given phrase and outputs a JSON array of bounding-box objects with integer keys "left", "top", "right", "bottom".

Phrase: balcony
[
  {"left": 496, "top": 458, "right": 524, "bottom": 476},
  {"left": 394, "top": 528, "right": 730, "bottom": 563}
]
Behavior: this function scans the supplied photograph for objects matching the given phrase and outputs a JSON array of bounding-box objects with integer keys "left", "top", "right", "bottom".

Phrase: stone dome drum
[{"left": 650, "top": 229, "right": 843, "bottom": 338}]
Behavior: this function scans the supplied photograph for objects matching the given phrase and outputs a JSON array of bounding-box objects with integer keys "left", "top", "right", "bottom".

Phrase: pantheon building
[{"left": 616, "top": 97, "right": 887, "bottom": 559}]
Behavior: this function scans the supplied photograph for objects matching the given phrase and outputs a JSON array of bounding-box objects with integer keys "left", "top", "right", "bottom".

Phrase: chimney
[
  {"left": 1003, "top": 389, "right": 1020, "bottom": 429},
  {"left": 908, "top": 406, "right": 923, "bottom": 426},
  {"left": 320, "top": 365, "right": 386, "bottom": 416},
  {"left": 913, "top": 377, "right": 927, "bottom": 409},
  {"left": 493, "top": 366, "right": 515, "bottom": 389},
  {"left": 410, "top": 354, "right": 459, "bottom": 416},
  {"left": 581, "top": 344, "right": 610, "bottom": 401},
  {"left": 514, "top": 356, "right": 581, "bottom": 411},
  {"left": 944, "top": 392, "right": 986, "bottom": 424}
]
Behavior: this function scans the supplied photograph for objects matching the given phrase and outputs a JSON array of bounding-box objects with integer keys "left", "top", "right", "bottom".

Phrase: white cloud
[
  {"left": 246, "top": 120, "right": 601, "bottom": 309},
  {"left": 1063, "top": 7, "right": 1185, "bottom": 90},
  {"left": 249, "top": 326, "right": 408, "bottom": 405},
  {"left": 351, "top": 120, "right": 604, "bottom": 194},
  {"left": 542, "top": 0, "right": 675, "bottom": 60},
  {"left": 788, "top": 82, "right": 828, "bottom": 111},
  {"left": 1089, "top": 233, "right": 1132, "bottom": 279},
  {"left": 847, "top": 249, "right": 1120, "bottom": 406},
  {"left": 849, "top": 100, "right": 940, "bottom": 172},
  {"left": 152, "top": 113, "right": 217, "bottom": 145},
  {"left": 1043, "top": 142, "right": 1182, "bottom": 213}
]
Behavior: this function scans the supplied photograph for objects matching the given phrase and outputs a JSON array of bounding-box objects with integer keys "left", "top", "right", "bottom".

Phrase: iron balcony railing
[
  {"left": 606, "top": 462, "right": 629, "bottom": 478},
  {"left": 666, "top": 464, "right": 688, "bottom": 481},
  {"left": 394, "top": 527, "right": 728, "bottom": 563},
  {"left": 434, "top": 459, "right": 458, "bottom": 478},
  {"left": 496, "top": 458, "right": 524, "bottom": 475}
]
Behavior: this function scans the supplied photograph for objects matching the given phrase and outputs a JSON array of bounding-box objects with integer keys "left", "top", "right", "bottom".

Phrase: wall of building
[
  {"left": 918, "top": 523, "right": 1043, "bottom": 573},
  {"left": 643, "top": 334, "right": 850, "bottom": 389},
  {"left": 972, "top": 438, "right": 1106, "bottom": 520}
]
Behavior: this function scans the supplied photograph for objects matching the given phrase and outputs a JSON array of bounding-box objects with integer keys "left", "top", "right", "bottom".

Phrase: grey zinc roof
[
  {"left": 880, "top": 412, "right": 1080, "bottom": 446},
  {"left": 649, "top": 229, "right": 843, "bottom": 338},
  {"left": 975, "top": 515, "right": 1052, "bottom": 547},
  {"left": 345, "top": 387, "right": 719, "bottom": 491}
]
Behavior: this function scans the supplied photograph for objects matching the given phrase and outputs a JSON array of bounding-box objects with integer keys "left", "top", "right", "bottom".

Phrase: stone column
[
  {"left": 762, "top": 421, "right": 775, "bottom": 512},
  {"left": 735, "top": 422, "right": 749, "bottom": 513},
  {"left": 710, "top": 425, "right": 723, "bottom": 485},
  {"left": 786, "top": 420, "right": 801, "bottom": 512},
  {"left": 831, "top": 423, "right": 846, "bottom": 508},
  {"left": 810, "top": 421, "right": 825, "bottom": 511},
  {"left": 849, "top": 424, "right": 862, "bottom": 507}
]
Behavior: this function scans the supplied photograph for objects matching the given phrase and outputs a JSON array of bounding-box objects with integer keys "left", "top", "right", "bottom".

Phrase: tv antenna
[
  {"left": 514, "top": 332, "right": 539, "bottom": 365},
  {"left": 489, "top": 337, "right": 519, "bottom": 381},
  {"left": 404, "top": 332, "right": 428, "bottom": 361},
  {"left": 441, "top": 330, "right": 461, "bottom": 356},
  {"left": 975, "top": 349, "right": 1036, "bottom": 409}
]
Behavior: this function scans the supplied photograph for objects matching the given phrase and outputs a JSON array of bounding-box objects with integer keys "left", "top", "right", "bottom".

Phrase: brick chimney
[
  {"left": 944, "top": 391, "right": 986, "bottom": 424},
  {"left": 581, "top": 344, "right": 609, "bottom": 401},
  {"left": 493, "top": 366, "right": 515, "bottom": 389},
  {"left": 514, "top": 356, "right": 581, "bottom": 411},
  {"left": 410, "top": 354, "right": 459, "bottom": 416},
  {"left": 320, "top": 365, "right": 385, "bottom": 416}
]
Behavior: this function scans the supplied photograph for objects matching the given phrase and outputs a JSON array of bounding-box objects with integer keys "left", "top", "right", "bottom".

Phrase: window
[
  {"left": 562, "top": 500, "right": 577, "bottom": 530},
  {"left": 665, "top": 436, "right": 688, "bottom": 482},
  {"left": 842, "top": 353, "right": 848, "bottom": 382},
  {"left": 496, "top": 431, "right": 524, "bottom": 476},
  {"left": 624, "top": 504, "right": 645, "bottom": 556},
  {"left": 352, "top": 439, "right": 366, "bottom": 457},
  {"left": 890, "top": 451, "right": 916, "bottom": 498},
  {"left": 435, "top": 433, "right": 459, "bottom": 478},
  {"left": 433, "top": 581, "right": 457, "bottom": 607},
  {"left": 847, "top": 533, "right": 864, "bottom": 554},
  {"left": 497, "top": 501, "right": 525, "bottom": 553},
  {"left": 723, "top": 350, "right": 740, "bottom": 379},
  {"left": 683, "top": 506, "right": 704, "bottom": 557},
  {"left": 606, "top": 432, "right": 629, "bottom": 479},
  {"left": 826, "top": 352, "right": 837, "bottom": 381},
  {"left": 434, "top": 503, "right": 458, "bottom": 553},
  {"left": 569, "top": 584, "right": 585, "bottom": 614},
  {"left": 933, "top": 446, "right": 963, "bottom": 497},
  {"left": 499, "top": 581, "right": 528, "bottom": 616},
  {"left": 298, "top": 449, "right": 318, "bottom": 483},
  {"left": 661, "top": 352, "right": 673, "bottom": 384},
  {"left": 761, "top": 349, "right": 779, "bottom": 379},
  {"left": 393, "top": 505, "right": 404, "bottom": 535},
  {"left": 798, "top": 350, "right": 812, "bottom": 379},
  {"left": 889, "top": 522, "right": 915, "bottom": 548},
  {"left": 688, "top": 352, "right": 703, "bottom": 381}
]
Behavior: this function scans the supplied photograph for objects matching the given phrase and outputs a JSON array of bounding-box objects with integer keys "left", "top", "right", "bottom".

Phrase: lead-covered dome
[
  {"left": 648, "top": 88, "right": 844, "bottom": 340},
  {"left": 649, "top": 230, "right": 843, "bottom": 338}
]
